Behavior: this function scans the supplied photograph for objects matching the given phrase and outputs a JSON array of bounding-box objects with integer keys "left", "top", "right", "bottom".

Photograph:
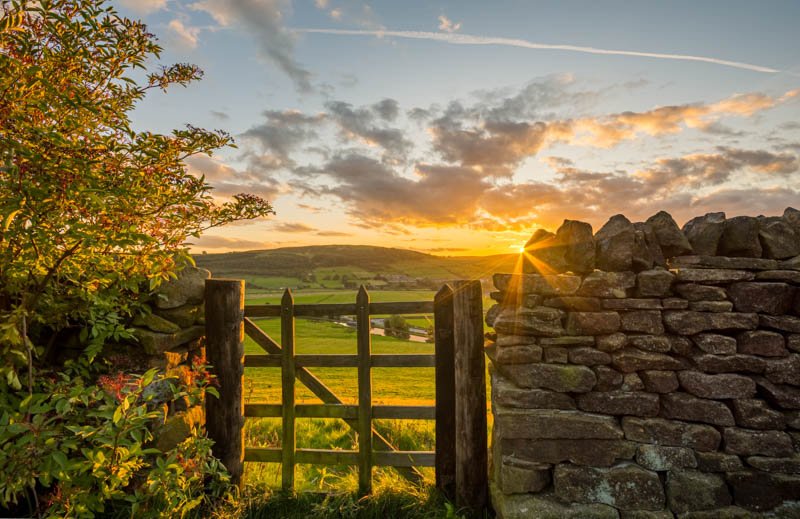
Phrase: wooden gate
[{"left": 204, "top": 279, "right": 487, "bottom": 511}]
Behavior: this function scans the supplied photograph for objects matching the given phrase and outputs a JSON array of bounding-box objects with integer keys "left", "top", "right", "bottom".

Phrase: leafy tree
[
  {"left": 0, "top": 0, "right": 274, "bottom": 388},
  {"left": 383, "top": 314, "right": 410, "bottom": 340}
]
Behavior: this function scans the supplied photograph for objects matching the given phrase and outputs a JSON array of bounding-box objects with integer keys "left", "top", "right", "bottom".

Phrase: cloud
[
  {"left": 241, "top": 109, "right": 326, "bottom": 170},
  {"left": 325, "top": 100, "right": 411, "bottom": 161},
  {"left": 438, "top": 15, "right": 461, "bottom": 33},
  {"left": 167, "top": 19, "right": 201, "bottom": 49},
  {"left": 191, "top": 0, "right": 313, "bottom": 92},
  {"left": 273, "top": 222, "right": 317, "bottom": 233},
  {"left": 295, "top": 28, "right": 782, "bottom": 74},
  {"left": 210, "top": 110, "right": 230, "bottom": 120},
  {"left": 185, "top": 154, "right": 284, "bottom": 200},
  {"left": 189, "top": 235, "right": 272, "bottom": 250},
  {"left": 316, "top": 230, "right": 352, "bottom": 237},
  {"left": 119, "top": 0, "right": 166, "bottom": 14}
]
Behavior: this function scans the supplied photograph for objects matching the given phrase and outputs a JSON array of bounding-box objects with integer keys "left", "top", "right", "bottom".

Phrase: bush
[{"left": 384, "top": 315, "right": 410, "bottom": 340}]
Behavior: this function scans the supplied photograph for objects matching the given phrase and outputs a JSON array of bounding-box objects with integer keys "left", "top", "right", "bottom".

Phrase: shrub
[{"left": 384, "top": 315, "right": 410, "bottom": 340}]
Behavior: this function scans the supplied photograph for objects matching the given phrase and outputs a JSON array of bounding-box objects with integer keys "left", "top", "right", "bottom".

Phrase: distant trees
[{"left": 383, "top": 315, "right": 410, "bottom": 340}]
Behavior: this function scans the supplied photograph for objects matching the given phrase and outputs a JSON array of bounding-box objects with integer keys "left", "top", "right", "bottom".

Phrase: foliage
[
  {"left": 0, "top": 357, "right": 230, "bottom": 518},
  {"left": 384, "top": 314, "right": 411, "bottom": 340},
  {"left": 0, "top": 0, "right": 274, "bottom": 388}
]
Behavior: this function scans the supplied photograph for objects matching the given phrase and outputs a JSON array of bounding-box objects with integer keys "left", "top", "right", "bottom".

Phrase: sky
[{"left": 113, "top": 0, "right": 800, "bottom": 256}]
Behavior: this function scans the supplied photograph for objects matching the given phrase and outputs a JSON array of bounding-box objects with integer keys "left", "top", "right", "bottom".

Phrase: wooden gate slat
[
  {"left": 356, "top": 286, "right": 373, "bottom": 495},
  {"left": 280, "top": 289, "right": 296, "bottom": 492}
]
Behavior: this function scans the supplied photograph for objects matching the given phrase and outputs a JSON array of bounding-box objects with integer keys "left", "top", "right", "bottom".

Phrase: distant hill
[{"left": 193, "top": 245, "right": 518, "bottom": 290}]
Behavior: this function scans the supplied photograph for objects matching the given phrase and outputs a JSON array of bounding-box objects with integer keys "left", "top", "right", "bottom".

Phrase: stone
[
  {"left": 787, "top": 411, "right": 800, "bottom": 429},
  {"left": 667, "top": 470, "right": 732, "bottom": 514},
  {"left": 636, "top": 445, "right": 697, "bottom": 471},
  {"left": 566, "top": 312, "right": 621, "bottom": 335},
  {"left": 729, "top": 282, "right": 796, "bottom": 315},
  {"left": 496, "top": 335, "right": 538, "bottom": 347},
  {"left": 576, "top": 391, "right": 660, "bottom": 417},
  {"left": 628, "top": 335, "right": 672, "bottom": 353},
  {"left": 485, "top": 303, "right": 504, "bottom": 327},
  {"left": 696, "top": 452, "right": 744, "bottom": 472},
  {"left": 490, "top": 490, "right": 619, "bottom": 519},
  {"left": 612, "top": 349, "right": 686, "bottom": 372},
  {"left": 493, "top": 273, "right": 582, "bottom": 295},
  {"left": 637, "top": 269, "right": 675, "bottom": 297},
  {"left": 731, "top": 399, "right": 786, "bottom": 430},
  {"left": 679, "top": 506, "right": 764, "bottom": 518},
  {"left": 641, "top": 370, "right": 679, "bottom": 393},
  {"left": 634, "top": 221, "right": 667, "bottom": 268},
  {"left": 677, "top": 371, "right": 757, "bottom": 399},
  {"left": 621, "top": 511, "right": 672, "bottom": 519},
  {"left": 670, "top": 255, "right": 778, "bottom": 270},
  {"left": 594, "top": 366, "right": 624, "bottom": 391},
  {"left": 133, "top": 325, "right": 205, "bottom": 356},
  {"left": 724, "top": 428, "right": 794, "bottom": 457},
  {"left": 495, "top": 345, "right": 543, "bottom": 364},
  {"left": 694, "top": 354, "right": 766, "bottom": 374},
  {"left": 603, "top": 298, "right": 663, "bottom": 310},
  {"left": 543, "top": 347, "right": 568, "bottom": 363},
  {"left": 543, "top": 296, "right": 602, "bottom": 311},
  {"left": 662, "top": 393, "right": 736, "bottom": 426},
  {"left": 155, "top": 266, "right": 210, "bottom": 309},
  {"left": 647, "top": 211, "right": 693, "bottom": 258},
  {"left": 760, "top": 315, "right": 800, "bottom": 334},
  {"left": 132, "top": 312, "right": 183, "bottom": 334},
  {"left": 539, "top": 336, "right": 595, "bottom": 347},
  {"left": 493, "top": 307, "right": 565, "bottom": 337},
  {"left": 674, "top": 283, "right": 728, "bottom": 301},
  {"left": 568, "top": 347, "right": 612, "bottom": 366},
  {"left": 662, "top": 297, "right": 689, "bottom": 309},
  {"left": 759, "top": 218, "right": 800, "bottom": 259},
  {"left": 557, "top": 219, "right": 596, "bottom": 274},
  {"left": 785, "top": 207, "right": 800, "bottom": 232},
  {"left": 494, "top": 409, "right": 622, "bottom": 439},
  {"left": 594, "top": 214, "right": 636, "bottom": 271},
  {"left": 554, "top": 463, "right": 665, "bottom": 511},
  {"left": 500, "top": 461, "right": 551, "bottom": 494},
  {"left": 737, "top": 330, "right": 788, "bottom": 357},
  {"left": 501, "top": 438, "right": 636, "bottom": 467},
  {"left": 726, "top": 471, "right": 800, "bottom": 511},
  {"left": 755, "top": 269, "right": 800, "bottom": 282},
  {"left": 683, "top": 212, "right": 726, "bottom": 256},
  {"left": 765, "top": 354, "right": 800, "bottom": 385},
  {"left": 674, "top": 268, "right": 755, "bottom": 284},
  {"left": 493, "top": 376, "right": 577, "bottom": 410},
  {"left": 746, "top": 456, "right": 800, "bottom": 473},
  {"left": 690, "top": 301, "right": 735, "bottom": 312},
  {"left": 579, "top": 271, "right": 636, "bottom": 298},
  {"left": 524, "top": 229, "right": 567, "bottom": 274},
  {"left": 694, "top": 333, "right": 737, "bottom": 354},
  {"left": 789, "top": 335, "right": 800, "bottom": 353},
  {"left": 622, "top": 373, "right": 646, "bottom": 391},
  {"left": 663, "top": 311, "right": 758, "bottom": 335},
  {"left": 155, "top": 405, "right": 204, "bottom": 452},
  {"left": 622, "top": 417, "right": 721, "bottom": 451},
  {"left": 718, "top": 216, "right": 763, "bottom": 258},
  {"left": 596, "top": 332, "right": 628, "bottom": 352},
  {"left": 620, "top": 311, "right": 664, "bottom": 334},
  {"left": 754, "top": 377, "right": 800, "bottom": 409},
  {"left": 496, "top": 363, "right": 597, "bottom": 393},
  {"left": 154, "top": 304, "right": 202, "bottom": 329},
  {"left": 669, "top": 336, "right": 694, "bottom": 356}
]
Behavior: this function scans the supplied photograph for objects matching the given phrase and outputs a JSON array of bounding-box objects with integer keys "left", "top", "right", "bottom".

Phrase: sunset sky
[{"left": 114, "top": 0, "right": 800, "bottom": 256}]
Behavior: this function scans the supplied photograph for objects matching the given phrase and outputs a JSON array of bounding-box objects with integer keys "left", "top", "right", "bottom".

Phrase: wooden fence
[{"left": 204, "top": 279, "right": 487, "bottom": 511}]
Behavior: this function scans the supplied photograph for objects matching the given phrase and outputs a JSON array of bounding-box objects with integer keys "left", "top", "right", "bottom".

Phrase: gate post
[
  {"left": 452, "top": 280, "right": 488, "bottom": 512},
  {"left": 205, "top": 279, "right": 245, "bottom": 486},
  {"left": 434, "top": 284, "right": 456, "bottom": 500}
]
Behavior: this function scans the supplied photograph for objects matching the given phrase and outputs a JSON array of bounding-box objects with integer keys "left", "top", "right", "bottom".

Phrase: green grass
[{"left": 245, "top": 289, "right": 437, "bottom": 305}]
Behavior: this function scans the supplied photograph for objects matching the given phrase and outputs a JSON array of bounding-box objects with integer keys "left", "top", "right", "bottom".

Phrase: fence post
[
  {"left": 204, "top": 278, "right": 245, "bottom": 486},
  {"left": 356, "top": 285, "right": 373, "bottom": 495},
  {"left": 434, "top": 284, "right": 456, "bottom": 500},
  {"left": 452, "top": 280, "right": 488, "bottom": 512},
  {"left": 281, "top": 289, "right": 296, "bottom": 492}
]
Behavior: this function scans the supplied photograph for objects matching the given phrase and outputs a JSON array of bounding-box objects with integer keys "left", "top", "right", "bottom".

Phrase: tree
[
  {"left": 383, "top": 315, "right": 410, "bottom": 340},
  {"left": 0, "top": 0, "right": 274, "bottom": 389}
]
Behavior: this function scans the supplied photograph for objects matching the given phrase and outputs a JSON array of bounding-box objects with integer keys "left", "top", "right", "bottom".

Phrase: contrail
[{"left": 294, "top": 28, "right": 780, "bottom": 74}]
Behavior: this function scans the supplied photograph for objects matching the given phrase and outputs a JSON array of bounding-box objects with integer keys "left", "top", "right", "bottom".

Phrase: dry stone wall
[{"left": 487, "top": 209, "right": 800, "bottom": 518}]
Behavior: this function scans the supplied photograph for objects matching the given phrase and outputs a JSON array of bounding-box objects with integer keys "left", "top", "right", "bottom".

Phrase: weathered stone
[
  {"left": 694, "top": 354, "right": 766, "bottom": 374},
  {"left": 737, "top": 330, "right": 788, "bottom": 357},
  {"left": 594, "top": 366, "right": 624, "bottom": 391},
  {"left": 539, "top": 335, "right": 595, "bottom": 347},
  {"left": 543, "top": 347, "right": 568, "bottom": 363},
  {"left": 523, "top": 229, "right": 567, "bottom": 273},
  {"left": 641, "top": 370, "right": 679, "bottom": 393},
  {"left": 689, "top": 300, "right": 734, "bottom": 312},
  {"left": 566, "top": 312, "right": 621, "bottom": 335},
  {"left": 543, "top": 296, "right": 602, "bottom": 311},
  {"left": 746, "top": 456, "right": 800, "bottom": 474},
  {"left": 779, "top": 254, "right": 800, "bottom": 270},
  {"left": 683, "top": 212, "right": 726, "bottom": 256},
  {"left": 787, "top": 411, "right": 800, "bottom": 430},
  {"left": 555, "top": 219, "right": 596, "bottom": 274},
  {"left": 765, "top": 354, "right": 800, "bottom": 385},
  {"left": 596, "top": 332, "right": 628, "bottom": 352},
  {"left": 620, "top": 311, "right": 664, "bottom": 334},
  {"left": 674, "top": 268, "right": 755, "bottom": 284},
  {"left": 485, "top": 303, "right": 505, "bottom": 327},
  {"left": 754, "top": 377, "right": 800, "bottom": 409},
  {"left": 490, "top": 490, "right": 619, "bottom": 519},
  {"left": 502, "top": 438, "right": 636, "bottom": 467},
  {"left": 628, "top": 335, "right": 672, "bottom": 353},
  {"left": 694, "top": 333, "right": 737, "bottom": 354},
  {"left": 759, "top": 218, "right": 800, "bottom": 259},
  {"left": 494, "top": 409, "right": 622, "bottom": 439},
  {"left": 496, "top": 363, "right": 597, "bottom": 392},
  {"left": 622, "top": 373, "right": 645, "bottom": 391},
  {"left": 132, "top": 312, "right": 182, "bottom": 334},
  {"left": 603, "top": 298, "right": 663, "bottom": 310},
  {"left": 718, "top": 216, "right": 763, "bottom": 258},
  {"left": 637, "top": 269, "right": 675, "bottom": 297},
  {"left": 620, "top": 511, "right": 672, "bottom": 519},
  {"left": 635, "top": 221, "right": 668, "bottom": 268},
  {"left": 155, "top": 405, "right": 204, "bottom": 452},
  {"left": 679, "top": 506, "right": 765, "bottom": 518},
  {"left": 789, "top": 335, "right": 800, "bottom": 353},
  {"left": 731, "top": 399, "right": 786, "bottom": 430},
  {"left": 490, "top": 290, "right": 503, "bottom": 302},
  {"left": 496, "top": 335, "right": 538, "bottom": 347},
  {"left": 724, "top": 428, "right": 794, "bottom": 457},
  {"left": 612, "top": 349, "right": 686, "bottom": 372},
  {"left": 670, "top": 255, "right": 778, "bottom": 270},
  {"left": 495, "top": 345, "right": 543, "bottom": 364},
  {"left": 493, "top": 376, "right": 577, "bottom": 410},
  {"left": 555, "top": 463, "right": 665, "bottom": 511},
  {"left": 696, "top": 452, "right": 744, "bottom": 472},
  {"left": 647, "top": 211, "right": 693, "bottom": 258},
  {"left": 636, "top": 445, "right": 697, "bottom": 471},
  {"left": 579, "top": 271, "right": 636, "bottom": 298},
  {"left": 674, "top": 283, "right": 728, "bottom": 301},
  {"left": 663, "top": 311, "right": 758, "bottom": 335},
  {"left": 785, "top": 207, "right": 800, "bottom": 232},
  {"left": 726, "top": 471, "right": 800, "bottom": 511},
  {"left": 147, "top": 348, "right": 189, "bottom": 370},
  {"left": 622, "top": 417, "right": 721, "bottom": 451},
  {"left": 667, "top": 470, "right": 732, "bottom": 513},
  {"left": 760, "top": 314, "right": 800, "bottom": 333},
  {"left": 494, "top": 307, "right": 565, "bottom": 337},
  {"left": 133, "top": 325, "right": 205, "bottom": 356},
  {"left": 500, "top": 461, "right": 551, "bottom": 494},
  {"left": 569, "top": 347, "right": 612, "bottom": 366},
  {"left": 662, "top": 297, "right": 690, "bottom": 309},
  {"left": 493, "top": 273, "right": 582, "bottom": 295},
  {"left": 155, "top": 267, "right": 210, "bottom": 309},
  {"left": 576, "top": 391, "right": 660, "bottom": 417},
  {"left": 756, "top": 269, "right": 800, "bottom": 282},
  {"left": 154, "top": 303, "right": 202, "bottom": 329},
  {"left": 729, "top": 282, "right": 796, "bottom": 315},
  {"left": 669, "top": 336, "right": 694, "bottom": 356},
  {"left": 662, "top": 393, "right": 735, "bottom": 426},
  {"left": 677, "top": 371, "right": 756, "bottom": 399},
  {"left": 595, "top": 214, "right": 636, "bottom": 271}
]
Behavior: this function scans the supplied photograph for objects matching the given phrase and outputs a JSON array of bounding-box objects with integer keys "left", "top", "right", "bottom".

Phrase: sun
[{"left": 517, "top": 245, "right": 525, "bottom": 253}]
